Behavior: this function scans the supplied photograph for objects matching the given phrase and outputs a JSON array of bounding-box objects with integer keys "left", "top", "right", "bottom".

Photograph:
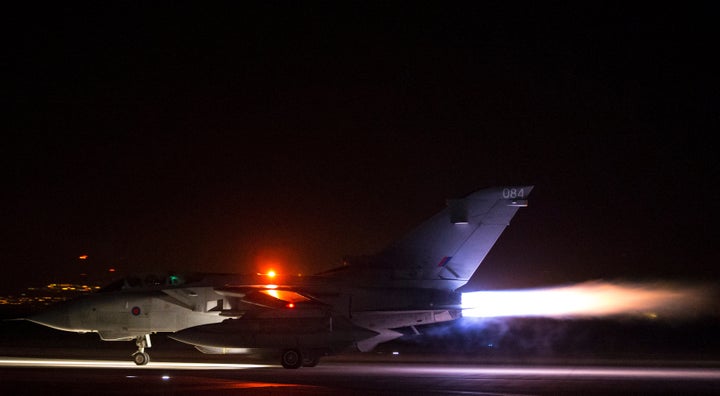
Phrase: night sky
[{"left": 3, "top": 3, "right": 718, "bottom": 293}]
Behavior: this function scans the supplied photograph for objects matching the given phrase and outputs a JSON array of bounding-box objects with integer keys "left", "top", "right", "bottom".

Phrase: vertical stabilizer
[{"left": 377, "top": 186, "right": 533, "bottom": 290}]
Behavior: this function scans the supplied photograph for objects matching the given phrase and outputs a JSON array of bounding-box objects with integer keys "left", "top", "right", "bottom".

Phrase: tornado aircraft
[{"left": 26, "top": 186, "right": 532, "bottom": 368}]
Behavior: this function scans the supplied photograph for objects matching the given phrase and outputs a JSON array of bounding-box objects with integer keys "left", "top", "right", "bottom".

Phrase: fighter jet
[{"left": 26, "top": 186, "right": 532, "bottom": 368}]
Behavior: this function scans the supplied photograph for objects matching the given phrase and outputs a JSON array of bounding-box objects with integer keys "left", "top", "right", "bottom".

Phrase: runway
[
  {"left": 3, "top": 314, "right": 720, "bottom": 394},
  {"left": 1, "top": 357, "right": 720, "bottom": 395}
]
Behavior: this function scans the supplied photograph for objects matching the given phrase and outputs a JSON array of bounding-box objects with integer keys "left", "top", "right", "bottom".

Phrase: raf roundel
[{"left": 131, "top": 306, "right": 141, "bottom": 316}]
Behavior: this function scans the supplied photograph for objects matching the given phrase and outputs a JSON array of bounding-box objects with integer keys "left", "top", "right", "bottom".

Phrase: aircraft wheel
[
  {"left": 302, "top": 354, "right": 320, "bottom": 367},
  {"left": 133, "top": 351, "right": 150, "bottom": 366},
  {"left": 280, "top": 349, "right": 302, "bottom": 369}
]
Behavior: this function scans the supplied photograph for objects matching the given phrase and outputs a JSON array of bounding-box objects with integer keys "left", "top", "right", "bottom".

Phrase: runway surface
[
  {"left": 2, "top": 357, "right": 720, "bottom": 395},
  {"left": 3, "top": 314, "right": 720, "bottom": 394}
]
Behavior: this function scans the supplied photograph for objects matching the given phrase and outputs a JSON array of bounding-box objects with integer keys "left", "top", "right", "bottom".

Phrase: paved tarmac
[
  {"left": 3, "top": 311, "right": 720, "bottom": 395},
  {"left": 1, "top": 357, "right": 720, "bottom": 395}
]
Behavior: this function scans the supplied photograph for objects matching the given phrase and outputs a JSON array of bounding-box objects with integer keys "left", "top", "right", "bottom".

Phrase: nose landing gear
[{"left": 132, "top": 334, "right": 152, "bottom": 365}]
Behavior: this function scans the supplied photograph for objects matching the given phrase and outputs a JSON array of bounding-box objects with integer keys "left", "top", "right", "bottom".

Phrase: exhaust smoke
[{"left": 461, "top": 281, "right": 714, "bottom": 319}]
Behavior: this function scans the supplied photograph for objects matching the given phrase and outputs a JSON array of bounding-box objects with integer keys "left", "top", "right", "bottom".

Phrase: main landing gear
[
  {"left": 132, "top": 334, "right": 152, "bottom": 366},
  {"left": 280, "top": 348, "right": 321, "bottom": 369}
]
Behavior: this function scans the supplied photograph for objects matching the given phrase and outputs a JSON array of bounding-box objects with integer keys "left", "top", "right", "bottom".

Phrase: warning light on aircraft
[{"left": 286, "top": 303, "right": 295, "bottom": 309}]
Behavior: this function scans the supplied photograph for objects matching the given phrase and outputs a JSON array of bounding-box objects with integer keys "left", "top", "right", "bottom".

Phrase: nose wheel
[
  {"left": 132, "top": 334, "right": 152, "bottom": 366},
  {"left": 132, "top": 351, "right": 150, "bottom": 365}
]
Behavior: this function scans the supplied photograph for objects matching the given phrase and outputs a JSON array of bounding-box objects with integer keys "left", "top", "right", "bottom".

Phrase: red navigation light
[{"left": 285, "top": 303, "right": 295, "bottom": 309}]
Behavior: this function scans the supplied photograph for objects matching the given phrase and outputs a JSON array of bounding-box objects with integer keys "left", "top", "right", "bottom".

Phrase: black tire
[
  {"left": 302, "top": 354, "right": 320, "bottom": 367},
  {"left": 133, "top": 352, "right": 150, "bottom": 366},
  {"left": 280, "top": 349, "right": 302, "bottom": 369}
]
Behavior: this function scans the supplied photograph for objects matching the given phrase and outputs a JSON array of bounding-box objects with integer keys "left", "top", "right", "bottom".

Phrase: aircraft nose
[{"left": 27, "top": 305, "right": 73, "bottom": 331}]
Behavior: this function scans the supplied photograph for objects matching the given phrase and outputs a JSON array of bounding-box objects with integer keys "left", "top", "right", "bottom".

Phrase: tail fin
[{"left": 336, "top": 186, "right": 533, "bottom": 290}]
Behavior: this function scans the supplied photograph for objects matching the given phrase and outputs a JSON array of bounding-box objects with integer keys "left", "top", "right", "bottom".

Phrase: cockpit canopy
[{"left": 99, "top": 272, "right": 203, "bottom": 292}]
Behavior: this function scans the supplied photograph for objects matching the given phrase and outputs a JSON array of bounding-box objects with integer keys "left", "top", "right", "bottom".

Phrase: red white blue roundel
[{"left": 131, "top": 306, "right": 141, "bottom": 316}]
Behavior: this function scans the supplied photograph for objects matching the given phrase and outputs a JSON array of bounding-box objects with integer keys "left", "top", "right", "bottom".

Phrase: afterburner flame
[{"left": 462, "top": 281, "right": 712, "bottom": 318}]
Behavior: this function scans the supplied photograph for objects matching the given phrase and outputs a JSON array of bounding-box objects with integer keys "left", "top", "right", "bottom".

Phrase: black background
[{"left": 3, "top": 2, "right": 718, "bottom": 293}]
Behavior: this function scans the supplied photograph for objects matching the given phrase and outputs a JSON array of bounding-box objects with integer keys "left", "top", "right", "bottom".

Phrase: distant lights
[
  {"left": 45, "top": 283, "right": 97, "bottom": 292},
  {"left": 78, "top": 255, "right": 88, "bottom": 260}
]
